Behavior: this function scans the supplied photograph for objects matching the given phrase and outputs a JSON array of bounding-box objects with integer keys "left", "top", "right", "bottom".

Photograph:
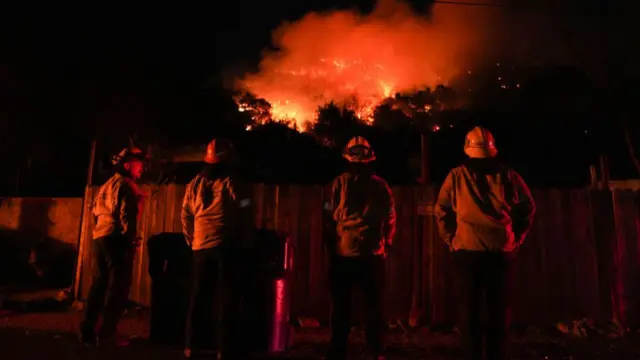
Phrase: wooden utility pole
[
  {"left": 598, "top": 155, "right": 610, "bottom": 190},
  {"left": 412, "top": 132, "right": 433, "bottom": 326},
  {"left": 73, "top": 140, "right": 97, "bottom": 302},
  {"left": 621, "top": 116, "right": 640, "bottom": 177},
  {"left": 589, "top": 165, "right": 598, "bottom": 188},
  {"left": 420, "top": 133, "right": 430, "bottom": 184}
]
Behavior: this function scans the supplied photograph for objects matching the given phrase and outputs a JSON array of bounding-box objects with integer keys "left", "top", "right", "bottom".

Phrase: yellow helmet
[
  {"left": 204, "top": 138, "right": 234, "bottom": 164},
  {"left": 464, "top": 126, "right": 498, "bottom": 158},
  {"left": 343, "top": 136, "right": 376, "bottom": 163},
  {"left": 111, "top": 147, "right": 148, "bottom": 166}
]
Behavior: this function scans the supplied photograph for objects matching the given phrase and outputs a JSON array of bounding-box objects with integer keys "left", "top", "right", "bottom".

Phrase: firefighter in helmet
[
  {"left": 181, "top": 139, "right": 253, "bottom": 360},
  {"left": 435, "top": 127, "right": 536, "bottom": 360},
  {"left": 79, "top": 147, "right": 147, "bottom": 347},
  {"left": 324, "top": 136, "right": 396, "bottom": 360}
]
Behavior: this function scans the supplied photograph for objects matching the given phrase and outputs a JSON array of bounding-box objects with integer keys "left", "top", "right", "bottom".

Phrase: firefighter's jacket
[
  {"left": 435, "top": 158, "right": 536, "bottom": 252},
  {"left": 92, "top": 173, "right": 141, "bottom": 242},
  {"left": 326, "top": 172, "right": 396, "bottom": 257},
  {"left": 181, "top": 166, "right": 253, "bottom": 251}
]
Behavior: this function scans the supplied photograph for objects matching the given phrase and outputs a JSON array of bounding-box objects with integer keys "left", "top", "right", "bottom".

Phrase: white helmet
[
  {"left": 464, "top": 126, "right": 498, "bottom": 158},
  {"left": 343, "top": 136, "right": 376, "bottom": 163}
]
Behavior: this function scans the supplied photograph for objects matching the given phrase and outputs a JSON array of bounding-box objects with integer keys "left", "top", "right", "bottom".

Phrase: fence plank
[
  {"left": 308, "top": 185, "right": 327, "bottom": 320},
  {"left": 71, "top": 184, "right": 640, "bottom": 328}
]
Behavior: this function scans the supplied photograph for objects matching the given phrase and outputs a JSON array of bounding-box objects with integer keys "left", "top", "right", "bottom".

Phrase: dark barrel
[
  {"left": 246, "top": 229, "right": 294, "bottom": 354},
  {"left": 147, "top": 232, "right": 192, "bottom": 345}
]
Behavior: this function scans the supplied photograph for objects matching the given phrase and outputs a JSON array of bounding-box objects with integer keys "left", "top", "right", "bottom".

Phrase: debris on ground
[
  {"left": 71, "top": 300, "right": 85, "bottom": 311},
  {"left": 297, "top": 316, "right": 320, "bottom": 328},
  {"left": 408, "top": 308, "right": 422, "bottom": 328},
  {"left": 1, "top": 288, "right": 71, "bottom": 312},
  {"left": 556, "top": 318, "right": 627, "bottom": 339}
]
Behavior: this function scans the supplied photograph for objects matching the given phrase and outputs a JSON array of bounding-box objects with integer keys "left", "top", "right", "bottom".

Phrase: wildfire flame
[{"left": 236, "top": 0, "right": 496, "bottom": 130}]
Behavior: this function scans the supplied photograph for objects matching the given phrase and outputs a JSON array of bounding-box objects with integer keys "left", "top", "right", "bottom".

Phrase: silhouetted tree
[
  {"left": 235, "top": 92, "right": 272, "bottom": 125},
  {"left": 372, "top": 103, "right": 411, "bottom": 131},
  {"left": 313, "top": 102, "right": 361, "bottom": 148},
  {"left": 433, "top": 85, "right": 458, "bottom": 111}
]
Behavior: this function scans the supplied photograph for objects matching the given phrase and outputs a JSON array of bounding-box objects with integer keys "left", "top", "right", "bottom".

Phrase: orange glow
[{"left": 235, "top": 0, "right": 495, "bottom": 130}]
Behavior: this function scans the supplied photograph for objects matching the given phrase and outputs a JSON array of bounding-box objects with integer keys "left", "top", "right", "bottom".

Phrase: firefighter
[
  {"left": 323, "top": 136, "right": 396, "bottom": 360},
  {"left": 181, "top": 139, "right": 253, "bottom": 360},
  {"left": 435, "top": 127, "right": 536, "bottom": 360},
  {"left": 79, "top": 147, "right": 147, "bottom": 347}
]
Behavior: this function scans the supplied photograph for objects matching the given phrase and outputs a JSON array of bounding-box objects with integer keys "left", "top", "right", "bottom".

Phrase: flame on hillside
[{"left": 235, "top": 0, "right": 498, "bottom": 130}]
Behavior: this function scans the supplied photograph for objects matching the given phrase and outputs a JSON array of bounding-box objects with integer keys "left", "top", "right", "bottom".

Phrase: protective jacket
[
  {"left": 327, "top": 172, "right": 396, "bottom": 257},
  {"left": 435, "top": 158, "right": 536, "bottom": 252},
  {"left": 181, "top": 164, "right": 253, "bottom": 251},
  {"left": 92, "top": 173, "right": 142, "bottom": 242}
]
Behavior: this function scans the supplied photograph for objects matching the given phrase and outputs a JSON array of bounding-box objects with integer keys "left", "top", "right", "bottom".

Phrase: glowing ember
[{"left": 235, "top": 0, "right": 493, "bottom": 130}]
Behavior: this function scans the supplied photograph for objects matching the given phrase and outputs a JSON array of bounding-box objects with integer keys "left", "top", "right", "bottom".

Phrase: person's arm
[
  {"left": 323, "top": 177, "right": 341, "bottom": 255},
  {"left": 511, "top": 171, "right": 536, "bottom": 245},
  {"left": 435, "top": 171, "right": 457, "bottom": 250},
  {"left": 118, "top": 182, "right": 138, "bottom": 244},
  {"left": 181, "top": 183, "right": 195, "bottom": 247},
  {"left": 328, "top": 177, "right": 341, "bottom": 221},
  {"left": 381, "top": 181, "right": 396, "bottom": 247}
]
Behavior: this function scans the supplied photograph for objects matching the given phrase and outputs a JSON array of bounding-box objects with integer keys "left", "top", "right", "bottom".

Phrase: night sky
[{"left": 0, "top": 1, "right": 637, "bottom": 195}]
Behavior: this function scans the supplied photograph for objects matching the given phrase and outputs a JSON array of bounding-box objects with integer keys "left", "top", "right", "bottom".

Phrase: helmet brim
[
  {"left": 464, "top": 146, "right": 498, "bottom": 158},
  {"left": 343, "top": 153, "right": 376, "bottom": 163},
  {"left": 204, "top": 151, "right": 232, "bottom": 164},
  {"left": 112, "top": 152, "right": 148, "bottom": 166}
]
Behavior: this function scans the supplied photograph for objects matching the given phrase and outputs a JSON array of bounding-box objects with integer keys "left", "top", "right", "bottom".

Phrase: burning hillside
[{"left": 235, "top": 0, "right": 496, "bottom": 130}]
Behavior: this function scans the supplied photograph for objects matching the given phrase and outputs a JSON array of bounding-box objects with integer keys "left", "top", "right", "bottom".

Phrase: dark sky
[
  {"left": 0, "top": 0, "right": 634, "bottom": 142},
  {"left": 0, "top": 0, "right": 637, "bottom": 194},
  {"left": 1, "top": 0, "right": 631, "bottom": 104}
]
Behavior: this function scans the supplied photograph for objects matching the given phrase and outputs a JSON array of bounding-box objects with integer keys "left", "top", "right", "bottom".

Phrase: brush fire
[{"left": 234, "top": 0, "right": 495, "bottom": 131}]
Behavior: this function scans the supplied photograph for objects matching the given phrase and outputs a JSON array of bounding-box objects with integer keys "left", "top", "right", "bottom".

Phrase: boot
[{"left": 78, "top": 332, "right": 98, "bottom": 347}]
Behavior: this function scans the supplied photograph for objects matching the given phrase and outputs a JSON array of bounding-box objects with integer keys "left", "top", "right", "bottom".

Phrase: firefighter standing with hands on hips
[
  {"left": 181, "top": 139, "right": 253, "bottom": 360},
  {"left": 324, "top": 136, "right": 396, "bottom": 360},
  {"left": 79, "top": 147, "right": 147, "bottom": 347},
  {"left": 435, "top": 127, "right": 536, "bottom": 360}
]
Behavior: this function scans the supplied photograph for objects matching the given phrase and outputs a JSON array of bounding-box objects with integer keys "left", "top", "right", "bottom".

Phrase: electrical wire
[{"left": 433, "top": 1, "right": 508, "bottom": 7}]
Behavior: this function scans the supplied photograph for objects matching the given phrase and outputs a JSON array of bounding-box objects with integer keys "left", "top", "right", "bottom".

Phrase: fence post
[
  {"left": 599, "top": 155, "right": 610, "bottom": 190},
  {"left": 72, "top": 139, "right": 97, "bottom": 303},
  {"left": 274, "top": 185, "right": 280, "bottom": 231},
  {"left": 420, "top": 133, "right": 430, "bottom": 184}
]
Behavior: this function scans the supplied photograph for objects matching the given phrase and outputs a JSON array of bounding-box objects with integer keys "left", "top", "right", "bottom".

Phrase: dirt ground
[{"left": 0, "top": 309, "right": 639, "bottom": 360}]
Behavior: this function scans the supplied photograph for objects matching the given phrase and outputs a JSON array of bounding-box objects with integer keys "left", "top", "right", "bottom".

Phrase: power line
[
  {"left": 431, "top": 1, "right": 575, "bottom": 13},
  {"left": 433, "top": 1, "right": 508, "bottom": 7}
]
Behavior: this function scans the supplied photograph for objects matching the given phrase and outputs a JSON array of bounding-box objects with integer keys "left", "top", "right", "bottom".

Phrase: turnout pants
[
  {"left": 454, "top": 250, "right": 516, "bottom": 360},
  {"left": 80, "top": 235, "right": 134, "bottom": 338},
  {"left": 328, "top": 255, "right": 385, "bottom": 357},
  {"left": 184, "top": 247, "right": 243, "bottom": 357}
]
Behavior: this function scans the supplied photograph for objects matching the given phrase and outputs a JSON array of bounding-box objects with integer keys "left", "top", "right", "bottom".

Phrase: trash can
[
  {"left": 246, "top": 229, "right": 294, "bottom": 354},
  {"left": 147, "top": 232, "right": 192, "bottom": 345}
]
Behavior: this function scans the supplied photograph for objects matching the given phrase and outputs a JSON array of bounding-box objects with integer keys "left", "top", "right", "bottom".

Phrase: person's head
[
  {"left": 112, "top": 147, "right": 147, "bottom": 180},
  {"left": 343, "top": 136, "right": 376, "bottom": 175},
  {"left": 204, "top": 138, "right": 234, "bottom": 165},
  {"left": 464, "top": 126, "right": 498, "bottom": 159}
]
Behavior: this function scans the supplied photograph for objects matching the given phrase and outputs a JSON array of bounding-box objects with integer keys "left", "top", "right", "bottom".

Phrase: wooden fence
[{"left": 74, "top": 184, "right": 640, "bottom": 326}]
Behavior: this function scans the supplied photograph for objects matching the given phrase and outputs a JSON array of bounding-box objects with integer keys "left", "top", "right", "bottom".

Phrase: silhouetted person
[
  {"left": 436, "top": 127, "right": 536, "bottom": 360},
  {"left": 79, "top": 147, "right": 147, "bottom": 347},
  {"left": 324, "top": 136, "right": 396, "bottom": 360},
  {"left": 181, "top": 139, "right": 253, "bottom": 360}
]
